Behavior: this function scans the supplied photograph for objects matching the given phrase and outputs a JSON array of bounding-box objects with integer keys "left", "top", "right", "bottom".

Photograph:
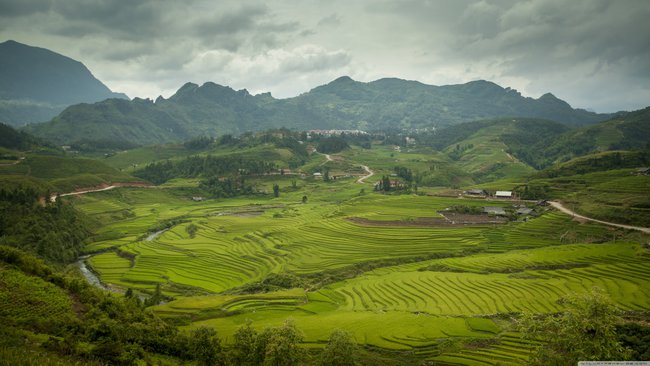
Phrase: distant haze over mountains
[
  {"left": 0, "top": 40, "right": 127, "bottom": 127},
  {"left": 28, "top": 75, "right": 615, "bottom": 146}
]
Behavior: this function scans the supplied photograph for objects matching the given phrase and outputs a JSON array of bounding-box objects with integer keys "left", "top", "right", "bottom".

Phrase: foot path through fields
[
  {"left": 317, "top": 150, "right": 374, "bottom": 183},
  {"left": 356, "top": 165, "right": 374, "bottom": 184},
  {"left": 550, "top": 201, "right": 650, "bottom": 234}
]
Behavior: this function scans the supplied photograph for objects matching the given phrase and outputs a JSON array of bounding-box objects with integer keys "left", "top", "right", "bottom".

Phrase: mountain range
[
  {"left": 27, "top": 77, "right": 614, "bottom": 146},
  {"left": 0, "top": 40, "right": 127, "bottom": 127}
]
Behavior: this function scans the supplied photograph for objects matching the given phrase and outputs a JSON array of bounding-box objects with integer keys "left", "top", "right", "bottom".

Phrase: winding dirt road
[
  {"left": 356, "top": 165, "right": 374, "bottom": 184},
  {"left": 550, "top": 201, "right": 650, "bottom": 234},
  {"left": 317, "top": 150, "right": 374, "bottom": 183},
  {"left": 51, "top": 183, "right": 154, "bottom": 202}
]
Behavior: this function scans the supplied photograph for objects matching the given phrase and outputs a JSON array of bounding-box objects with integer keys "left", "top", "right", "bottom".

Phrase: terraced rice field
[
  {"left": 72, "top": 165, "right": 650, "bottom": 364},
  {"left": 322, "top": 255, "right": 650, "bottom": 315},
  {"left": 428, "top": 332, "right": 539, "bottom": 366}
]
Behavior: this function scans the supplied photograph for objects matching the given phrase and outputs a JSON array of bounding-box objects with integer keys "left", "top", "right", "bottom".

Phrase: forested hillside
[{"left": 413, "top": 108, "right": 650, "bottom": 171}]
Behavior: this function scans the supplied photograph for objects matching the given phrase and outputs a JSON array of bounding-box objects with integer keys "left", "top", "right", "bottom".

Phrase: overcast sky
[{"left": 1, "top": 0, "right": 649, "bottom": 112}]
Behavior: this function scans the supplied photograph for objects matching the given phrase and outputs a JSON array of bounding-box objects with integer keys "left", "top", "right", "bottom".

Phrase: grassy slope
[
  {"left": 0, "top": 153, "right": 135, "bottom": 192},
  {"left": 528, "top": 168, "right": 650, "bottom": 227},
  {"left": 527, "top": 106, "right": 650, "bottom": 167},
  {"left": 443, "top": 124, "right": 535, "bottom": 183}
]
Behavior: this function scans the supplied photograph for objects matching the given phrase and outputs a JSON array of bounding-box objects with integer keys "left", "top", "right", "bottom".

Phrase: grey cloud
[
  {"left": 278, "top": 48, "right": 351, "bottom": 73},
  {"left": 317, "top": 14, "right": 341, "bottom": 27},
  {"left": 49, "top": 1, "right": 169, "bottom": 39},
  {"left": 0, "top": 0, "right": 52, "bottom": 17},
  {"left": 194, "top": 4, "right": 269, "bottom": 36},
  {"left": 1, "top": 0, "right": 648, "bottom": 112}
]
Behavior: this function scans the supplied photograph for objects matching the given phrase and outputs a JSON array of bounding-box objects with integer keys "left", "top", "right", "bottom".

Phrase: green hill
[
  {"left": 27, "top": 77, "right": 612, "bottom": 146},
  {"left": 416, "top": 118, "right": 569, "bottom": 182},
  {"left": 438, "top": 108, "right": 650, "bottom": 171},
  {"left": 0, "top": 40, "right": 127, "bottom": 127},
  {"left": 534, "top": 150, "right": 650, "bottom": 178},
  {"left": 517, "top": 107, "right": 650, "bottom": 168},
  {"left": 0, "top": 122, "right": 47, "bottom": 151}
]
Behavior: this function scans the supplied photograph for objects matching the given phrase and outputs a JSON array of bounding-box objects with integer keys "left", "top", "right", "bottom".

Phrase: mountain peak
[
  {"left": 172, "top": 82, "right": 199, "bottom": 96},
  {"left": 1, "top": 39, "right": 20, "bottom": 46},
  {"left": 332, "top": 75, "right": 355, "bottom": 83},
  {"left": 538, "top": 92, "right": 572, "bottom": 108},
  {"left": 539, "top": 92, "right": 558, "bottom": 100},
  {"left": 463, "top": 79, "right": 503, "bottom": 90},
  {"left": 0, "top": 40, "right": 128, "bottom": 126}
]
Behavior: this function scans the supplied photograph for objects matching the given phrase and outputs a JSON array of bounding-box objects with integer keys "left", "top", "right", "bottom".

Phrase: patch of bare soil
[
  {"left": 229, "top": 211, "right": 264, "bottom": 217},
  {"left": 439, "top": 211, "right": 507, "bottom": 225},
  {"left": 347, "top": 212, "right": 506, "bottom": 228}
]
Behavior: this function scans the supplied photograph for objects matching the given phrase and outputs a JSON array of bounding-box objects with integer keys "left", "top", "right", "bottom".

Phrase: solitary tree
[
  {"left": 231, "top": 320, "right": 257, "bottom": 366},
  {"left": 519, "top": 288, "right": 631, "bottom": 365},
  {"left": 319, "top": 329, "right": 358, "bottom": 366},
  {"left": 189, "top": 326, "right": 225, "bottom": 366},
  {"left": 186, "top": 223, "right": 198, "bottom": 238},
  {"left": 144, "top": 283, "right": 162, "bottom": 307},
  {"left": 255, "top": 320, "right": 304, "bottom": 366}
]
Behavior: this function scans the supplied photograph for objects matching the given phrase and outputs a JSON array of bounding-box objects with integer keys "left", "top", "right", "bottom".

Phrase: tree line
[
  {"left": 0, "top": 186, "right": 89, "bottom": 263},
  {"left": 134, "top": 155, "right": 277, "bottom": 185}
]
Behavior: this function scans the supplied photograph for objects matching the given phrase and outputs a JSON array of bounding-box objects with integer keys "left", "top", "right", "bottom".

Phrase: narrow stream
[
  {"left": 76, "top": 255, "right": 113, "bottom": 292},
  {"left": 76, "top": 229, "right": 168, "bottom": 293},
  {"left": 145, "top": 228, "right": 168, "bottom": 241}
]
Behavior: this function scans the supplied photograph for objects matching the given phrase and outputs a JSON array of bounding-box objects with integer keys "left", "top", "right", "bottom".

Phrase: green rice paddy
[{"left": 71, "top": 148, "right": 650, "bottom": 364}]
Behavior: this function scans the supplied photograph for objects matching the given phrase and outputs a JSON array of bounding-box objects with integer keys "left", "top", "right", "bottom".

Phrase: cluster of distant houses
[
  {"left": 307, "top": 129, "right": 368, "bottom": 138},
  {"left": 464, "top": 189, "right": 513, "bottom": 199}
]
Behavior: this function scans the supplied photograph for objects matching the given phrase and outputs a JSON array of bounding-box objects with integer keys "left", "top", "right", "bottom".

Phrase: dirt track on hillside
[
  {"left": 51, "top": 182, "right": 155, "bottom": 202},
  {"left": 550, "top": 201, "right": 650, "bottom": 234}
]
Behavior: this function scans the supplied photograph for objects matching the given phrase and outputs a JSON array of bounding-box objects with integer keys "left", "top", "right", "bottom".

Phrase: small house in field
[
  {"left": 465, "top": 189, "right": 486, "bottom": 196},
  {"left": 192, "top": 196, "right": 205, "bottom": 202},
  {"left": 495, "top": 191, "right": 513, "bottom": 199},
  {"left": 516, "top": 207, "right": 533, "bottom": 215},
  {"left": 313, "top": 172, "right": 323, "bottom": 178},
  {"left": 389, "top": 180, "right": 402, "bottom": 188},
  {"left": 484, "top": 206, "right": 507, "bottom": 216}
]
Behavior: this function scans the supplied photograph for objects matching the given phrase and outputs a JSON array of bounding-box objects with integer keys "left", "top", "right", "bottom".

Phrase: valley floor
[{"left": 69, "top": 151, "right": 649, "bottom": 365}]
